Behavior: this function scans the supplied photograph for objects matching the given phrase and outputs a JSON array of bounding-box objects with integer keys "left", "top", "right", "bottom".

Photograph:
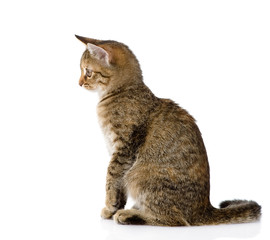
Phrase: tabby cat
[{"left": 75, "top": 35, "right": 261, "bottom": 226}]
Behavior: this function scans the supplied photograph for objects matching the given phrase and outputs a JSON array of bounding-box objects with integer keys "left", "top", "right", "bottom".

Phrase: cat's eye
[{"left": 85, "top": 69, "right": 92, "bottom": 78}]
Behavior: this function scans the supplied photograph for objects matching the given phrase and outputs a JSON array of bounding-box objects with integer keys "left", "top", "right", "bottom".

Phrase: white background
[{"left": 0, "top": 0, "right": 269, "bottom": 239}]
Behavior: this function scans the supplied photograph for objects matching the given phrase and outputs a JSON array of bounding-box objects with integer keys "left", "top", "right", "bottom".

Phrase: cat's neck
[
  {"left": 98, "top": 81, "right": 147, "bottom": 103},
  {"left": 98, "top": 75, "right": 144, "bottom": 100}
]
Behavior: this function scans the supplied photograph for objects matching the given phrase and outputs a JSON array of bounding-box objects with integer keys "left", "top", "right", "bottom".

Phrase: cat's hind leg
[
  {"left": 114, "top": 209, "right": 153, "bottom": 225},
  {"left": 113, "top": 209, "right": 190, "bottom": 226}
]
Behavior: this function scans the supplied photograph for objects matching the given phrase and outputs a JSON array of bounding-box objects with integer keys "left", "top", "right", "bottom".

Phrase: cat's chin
[
  {"left": 82, "top": 84, "right": 95, "bottom": 91},
  {"left": 82, "top": 84, "right": 105, "bottom": 96}
]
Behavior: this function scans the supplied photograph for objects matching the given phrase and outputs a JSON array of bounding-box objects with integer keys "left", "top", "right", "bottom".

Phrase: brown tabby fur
[{"left": 75, "top": 35, "right": 261, "bottom": 226}]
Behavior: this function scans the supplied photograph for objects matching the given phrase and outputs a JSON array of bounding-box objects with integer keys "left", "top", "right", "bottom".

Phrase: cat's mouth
[
  {"left": 83, "top": 83, "right": 91, "bottom": 89},
  {"left": 83, "top": 83, "right": 96, "bottom": 91}
]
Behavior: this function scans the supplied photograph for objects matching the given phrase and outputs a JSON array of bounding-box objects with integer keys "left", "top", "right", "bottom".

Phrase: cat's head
[{"left": 75, "top": 35, "right": 142, "bottom": 96}]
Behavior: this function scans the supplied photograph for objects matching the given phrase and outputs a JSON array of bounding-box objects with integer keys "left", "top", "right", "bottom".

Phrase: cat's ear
[
  {"left": 87, "top": 43, "right": 110, "bottom": 66},
  {"left": 75, "top": 35, "right": 100, "bottom": 45},
  {"left": 75, "top": 35, "right": 110, "bottom": 65}
]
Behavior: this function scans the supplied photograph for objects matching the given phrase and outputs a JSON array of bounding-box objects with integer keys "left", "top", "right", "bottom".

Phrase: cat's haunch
[{"left": 76, "top": 35, "right": 261, "bottom": 226}]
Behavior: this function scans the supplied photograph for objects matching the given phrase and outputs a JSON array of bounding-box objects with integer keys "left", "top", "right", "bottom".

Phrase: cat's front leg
[
  {"left": 101, "top": 153, "right": 130, "bottom": 219},
  {"left": 101, "top": 188, "right": 126, "bottom": 219}
]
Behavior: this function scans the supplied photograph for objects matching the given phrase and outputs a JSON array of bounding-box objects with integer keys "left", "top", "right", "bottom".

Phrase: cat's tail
[{"left": 205, "top": 200, "right": 261, "bottom": 225}]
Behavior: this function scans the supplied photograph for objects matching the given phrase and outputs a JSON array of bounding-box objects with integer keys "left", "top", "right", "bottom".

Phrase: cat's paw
[{"left": 101, "top": 207, "right": 115, "bottom": 219}]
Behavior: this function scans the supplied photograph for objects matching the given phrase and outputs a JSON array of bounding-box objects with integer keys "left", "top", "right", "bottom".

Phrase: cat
[{"left": 75, "top": 35, "right": 261, "bottom": 226}]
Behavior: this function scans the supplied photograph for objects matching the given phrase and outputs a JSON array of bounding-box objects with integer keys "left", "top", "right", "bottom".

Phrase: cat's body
[{"left": 76, "top": 35, "right": 261, "bottom": 226}]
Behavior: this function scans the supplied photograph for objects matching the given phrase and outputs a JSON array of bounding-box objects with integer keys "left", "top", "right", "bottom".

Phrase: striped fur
[{"left": 76, "top": 35, "right": 261, "bottom": 226}]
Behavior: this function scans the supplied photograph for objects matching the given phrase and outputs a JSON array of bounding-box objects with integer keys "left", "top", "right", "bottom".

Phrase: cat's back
[
  {"left": 138, "top": 97, "right": 208, "bottom": 167},
  {"left": 147, "top": 98, "right": 203, "bottom": 146},
  {"left": 151, "top": 98, "right": 197, "bottom": 132}
]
